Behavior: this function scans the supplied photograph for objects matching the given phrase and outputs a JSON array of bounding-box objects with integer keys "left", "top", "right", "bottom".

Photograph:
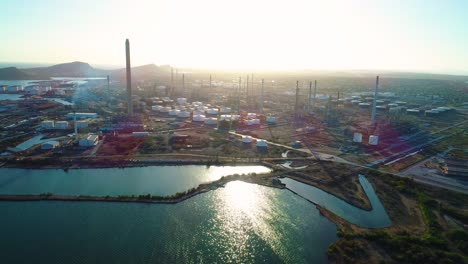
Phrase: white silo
[
  {"left": 353, "top": 133, "right": 362, "bottom": 143},
  {"left": 369, "top": 135, "right": 379, "bottom": 146}
]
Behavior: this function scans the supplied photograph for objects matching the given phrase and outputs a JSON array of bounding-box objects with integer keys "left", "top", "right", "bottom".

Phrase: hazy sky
[{"left": 1, "top": 0, "right": 467, "bottom": 74}]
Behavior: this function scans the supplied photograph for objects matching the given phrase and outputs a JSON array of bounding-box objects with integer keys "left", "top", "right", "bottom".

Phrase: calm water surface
[
  {"left": 0, "top": 166, "right": 271, "bottom": 196},
  {"left": 0, "top": 181, "right": 337, "bottom": 264},
  {"left": 281, "top": 175, "right": 391, "bottom": 228}
]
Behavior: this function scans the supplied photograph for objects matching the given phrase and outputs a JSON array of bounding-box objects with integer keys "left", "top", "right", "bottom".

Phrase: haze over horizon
[{"left": 1, "top": 0, "right": 468, "bottom": 75}]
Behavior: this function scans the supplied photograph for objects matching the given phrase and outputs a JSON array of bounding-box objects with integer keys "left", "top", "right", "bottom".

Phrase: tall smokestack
[
  {"left": 107, "top": 75, "right": 110, "bottom": 106},
  {"left": 125, "top": 39, "right": 133, "bottom": 114},
  {"left": 209, "top": 75, "right": 212, "bottom": 90},
  {"left": 295, "top": 81, "right": 299, "bottom": 116},
  {"left": 182, "top": 73, "right": 185, "bottom": 97},
  {"left": 371, "top": 75, "right": 379, "bottom": 125},
  {"left": 171, "top": 67, "right": 174, "bottom": 96},
  {"left": 313, "top": 80, "right": 317, "bottom": 111},
  {"left": 308, "top": 81, "right": 312, "bottom": 113},
  {"left": 261, "top": 79, "right": 264, "bottom": 113}
]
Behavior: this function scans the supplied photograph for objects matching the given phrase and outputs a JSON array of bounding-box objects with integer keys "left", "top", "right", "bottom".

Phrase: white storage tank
[
  {"left": 41, "top": 141, "right": 60, "bottom": 150},
  {"left": 206, "top": 108, "right": 219, "bottom": 115},
  {"left": 160, "top": 106, "right": 172, "bottom": 113},
  {"left": 152, "top": 105, "right": 163, "bottom": 111},
  {"left": 353, "top": 133, "right": 362, "bottom": 143},
  {"left": 369, "top": 135, "right": 379, "bottom": 146},
  {"left": 247, "top": 113, "right": 257, "bottom": 118},
  {"left": 177, "top": 98, "right": 187, "bottom": 104},
  {"left": 252, "top": 119, "right": 260, "bottom": 125},
  {"left": 55, "top": 121, "right": 69, "bottom": 130},
  {"left": 204, "top": 117, "right": 218, "bottom": 125},
  {"left": 177, "top": 111, "right": 191, "bottom": 118},
  {"left": 41, "top": 121, "right": 55, "bottom": 129},
  {"left": 220, "top": 107, "right": 232, "bottom": 114},
  {"left": 266, "top": 116, "right": 276, "bottom": 124},
  {"left": 244, "top": 119, "right": 254, "bottom": 126},
  {"left": 242, "top": 136, "right": 253, "bottom": 143},
  {"left": 256, "top": 139, "right": 268, "bottom": 148},
  {"left": 76, "top": 121, "right": 88, "bottom": 129},
  {"left": 192, "top": 114, "right": 206, "bottom": 122},
  {"left": 169, "top": 109, "right": 181, "bottom": 116}
]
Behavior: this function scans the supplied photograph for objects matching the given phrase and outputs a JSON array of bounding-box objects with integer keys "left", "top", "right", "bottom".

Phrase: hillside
[{"left": 0, "top": 67, "right": 50, "bottom": 80}]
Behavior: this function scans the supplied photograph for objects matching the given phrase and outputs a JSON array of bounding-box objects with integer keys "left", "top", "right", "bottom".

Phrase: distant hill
[
  {"left": 0, "top": 67, "right": 50, "bottom": 80},
  {"left": 0, "top": 61, "right": 170, "bottom": 80},
  {"left": 23, "top": 61, "right": 106, "bottom": 78}
]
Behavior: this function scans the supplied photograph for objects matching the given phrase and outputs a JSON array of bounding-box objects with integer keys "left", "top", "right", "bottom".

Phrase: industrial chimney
[
  {"left": 125, "top": 39, "right": 133, "bottom": 114},
  {"left": 371, "top": 76, "right": 379, "bottom": 124}
]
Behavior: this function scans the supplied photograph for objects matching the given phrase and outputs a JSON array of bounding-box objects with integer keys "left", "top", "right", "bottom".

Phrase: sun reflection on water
[{"left": 210, "top": 181, "right": 287, "bottom": 262}]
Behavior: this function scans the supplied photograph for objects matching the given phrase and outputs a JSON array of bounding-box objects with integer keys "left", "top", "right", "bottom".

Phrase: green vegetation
[{"left": 140, "top": 134, "right": 168, "bottom": 153}]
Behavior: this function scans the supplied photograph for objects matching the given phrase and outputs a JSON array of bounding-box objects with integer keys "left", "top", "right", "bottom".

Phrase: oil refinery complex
[{"left": 0, "top": 39, "right": 466, "bottom": 194}]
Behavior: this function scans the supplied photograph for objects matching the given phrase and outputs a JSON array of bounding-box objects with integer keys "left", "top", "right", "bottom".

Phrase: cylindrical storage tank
[
  {"left": 41, "top": 121, "right": 55, "bottom": 129},
  {"left": 220, "top": 115, "right": 231, "bottom": 121},
  {"left": 169, "top": 109, "right": 181, "bottom": 116},
  {"left": 220, "top": 107, "right": 232, "bottom": 113},
  {"left": 193, "top": 110, "right": 204, "bottom": 116},
  {"left": 177, "top": 98, "right": 187, "bottom": 104},
  {"left": 76, "top": 121, "right": 88, "bottom": 129},
  {"left": 266, "top": 116, "right": 276, "bottom": 124},
  {"left": 353, "top": 133, "right": 362, "bottom": 143},
  {"left": 242, "top": 136, "right": 253, "bottom": 143},
  {"left": 369, "top": 135, "right": 379, "bottom": 146},
  {"left": 244, "top": 119, "right": 254, "bottom": 126},
  {"left": 358, "top": 103, "right": 371, "bottom": 108},
  {"left": 151, "top": 105, "right": 163, "bottom": 111},
  {"left": 206, "top": 108, "right": 219, "bottom": 115},
  {"left": 204, "top": 117, "right": 218, "bottom": 125},
  {"left": 160, "top": 106, "right": 171, "bottom": 113},
  {"left": 177, "top": 111, "right": 191, "bottom": 118},
  {"left": 55, "top": 121, "right": 69, "bottom": 130},
  {"left": 252, "top": 119, "right": 260, "bottom": 125},
  {"left": 256, "top": 139, "right": 268, "bottom": 147},
  {"left": 192, "top": 114, "right": 206, "bottom": 122},
  {"left": 247, "top": 113, "right": 257, "bottom": 118}
]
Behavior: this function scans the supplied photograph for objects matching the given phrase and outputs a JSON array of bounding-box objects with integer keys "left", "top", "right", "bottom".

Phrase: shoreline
[{"left": 0, "top": 158, "right": 276, "bottom": 170}]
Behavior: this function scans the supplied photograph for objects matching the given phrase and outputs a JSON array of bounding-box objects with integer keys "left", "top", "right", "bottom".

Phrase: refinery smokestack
[
  {"left": 107, "top": 75, "right": 110, "bottom": 106},
  {"left": 308, "top": 81, "right": 312, "bottom": 113},
  {"left": 261, "top": 79, "right": 264, "bottom": 113},
  {"left": 371, "top": 76, "right": 379, "bottom": 124},
  {"left": 313, "top": 80, "right": 317, "bottom": 111},
  {"left": 125, "top": 39, "right": 133, "bottom": 114}
]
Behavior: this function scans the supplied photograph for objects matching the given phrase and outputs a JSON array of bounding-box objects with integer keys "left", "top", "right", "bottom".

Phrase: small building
[
  {"left": 55, "top": 121, "right": 69, "bottom": 130},
  {"left": 41, "top": 120, "right": 55, "bottom": 129},
  {"left": 79, "top": 134, "right": 99, "bottom": 147},
  {"left": 220, "top": 107, "right": 232, "bottom": 114},
  {"left": 169, "top": 109, "right": 180, "bottom": 116},
  {"left": 132, "top": 132, "right": 150, "bottom": 137},
  {"left": 41, "top": 141, "right": 60, "bottom": 150}
]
